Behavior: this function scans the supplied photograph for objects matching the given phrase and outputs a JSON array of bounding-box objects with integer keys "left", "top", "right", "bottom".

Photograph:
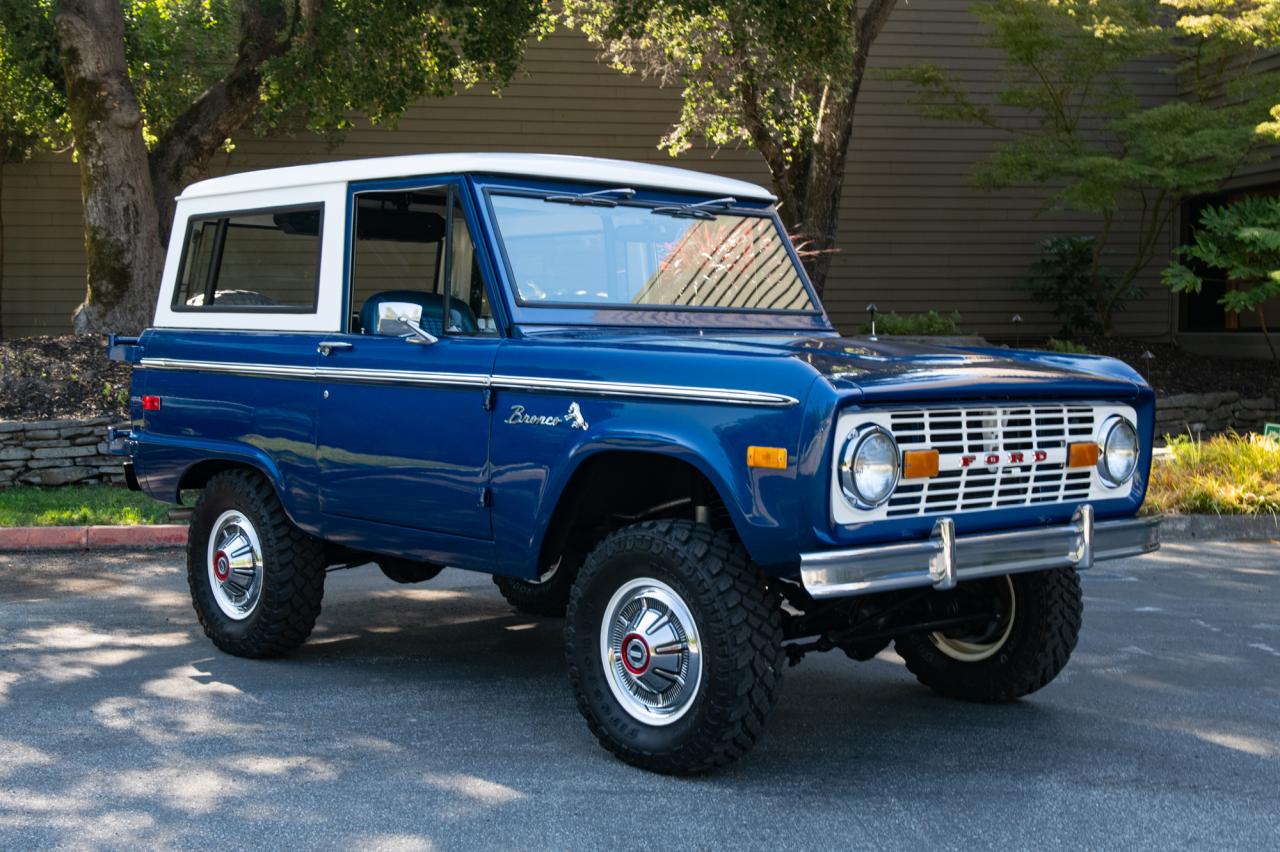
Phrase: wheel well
[
  {"left": 538, "top": 452, "right": 734, "bottom": 576},
  {"left": 176, "top": 459, "right": 268, "bottom": 503}
]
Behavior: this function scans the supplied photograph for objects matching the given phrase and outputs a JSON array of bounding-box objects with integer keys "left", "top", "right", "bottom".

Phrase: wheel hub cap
[
  {"left": 600, "top": 578, "right": 702, "bottom": 726},
  {"left": 207, "top": 510, "right": 264, "bottom": 621}
]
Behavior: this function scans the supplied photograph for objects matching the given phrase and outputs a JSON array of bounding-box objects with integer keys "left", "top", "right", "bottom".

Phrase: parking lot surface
[{"left": 1, "top": 541, "right": 1277, "bottom": 850}]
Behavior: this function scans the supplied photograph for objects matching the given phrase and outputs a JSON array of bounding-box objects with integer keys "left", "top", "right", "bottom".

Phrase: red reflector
[{"left": 142, "top": 396, "right": 161, "bottom": 411}]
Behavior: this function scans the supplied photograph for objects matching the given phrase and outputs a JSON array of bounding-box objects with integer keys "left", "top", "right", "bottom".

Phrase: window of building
[
  {"left": 172, "top": 206, "right": 323, "bottom": 311},
  {"left": 348, "top": 187, "right": 495, "bottom": 336}
]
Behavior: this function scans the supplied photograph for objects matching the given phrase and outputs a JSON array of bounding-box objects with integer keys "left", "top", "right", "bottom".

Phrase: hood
[{"left": 518, "top": 328, "right": 1148, "bottom": 403}]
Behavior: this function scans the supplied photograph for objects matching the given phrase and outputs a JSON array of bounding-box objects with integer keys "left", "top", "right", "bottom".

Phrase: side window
[
  {"left": 348, "top": 187, "right": 495, "bottom": 335},
  {"left": 173, "top": 206, "right": 322, "bottom": 311}
]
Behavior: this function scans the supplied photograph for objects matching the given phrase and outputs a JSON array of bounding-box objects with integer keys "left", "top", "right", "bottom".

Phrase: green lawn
[{"left": 0, "top": 485, "right": 174, "bottom": 527}]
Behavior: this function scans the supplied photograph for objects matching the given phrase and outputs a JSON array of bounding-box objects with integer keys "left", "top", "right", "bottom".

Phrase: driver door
[{"left": 314, "top": 180, "right": 499, "bottom": 540}]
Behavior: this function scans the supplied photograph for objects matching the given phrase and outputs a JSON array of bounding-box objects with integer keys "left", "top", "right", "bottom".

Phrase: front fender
[{"left": 489, "top": 393, "right": 816, "bottom": 577}]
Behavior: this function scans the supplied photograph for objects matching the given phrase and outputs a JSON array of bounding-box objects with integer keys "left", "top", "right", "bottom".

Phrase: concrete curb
[
  {"left": 1157, "top": 513, "right": 1280, "bottom": 542},
  {"left": 0, "top": 524, "right": 188, "bottom": 552}
]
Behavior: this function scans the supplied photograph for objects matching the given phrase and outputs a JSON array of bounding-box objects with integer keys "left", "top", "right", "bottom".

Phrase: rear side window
[{"left": 172, "top": 205, "right": 323, "bottom": 312}]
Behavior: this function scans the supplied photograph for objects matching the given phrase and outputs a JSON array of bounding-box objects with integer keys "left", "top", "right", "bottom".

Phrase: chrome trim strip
[
  {"left": 489, "top": 374, "right": 798, "bottom": 407},
  {"left": 800, "top": 508, "right": 1160, "bottom": 600},
  {"left": 138, "top": 357, "right": 798, "bottom": 407}
]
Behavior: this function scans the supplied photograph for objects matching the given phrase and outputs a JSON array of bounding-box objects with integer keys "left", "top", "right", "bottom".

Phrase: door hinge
[
  {"left": 478, "top": 487, "right": 492, "bottom": 508},
  {"left": 481, "top": 386, "right": 494, "bottom": 411}
]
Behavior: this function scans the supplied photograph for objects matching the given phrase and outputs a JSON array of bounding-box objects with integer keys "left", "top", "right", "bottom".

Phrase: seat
[{"left": 358, "top": 290, "right": 478, "bottom": 336}]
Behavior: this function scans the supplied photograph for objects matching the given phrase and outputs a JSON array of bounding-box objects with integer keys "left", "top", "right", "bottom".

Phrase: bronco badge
[{"left": 506, "top": 402, "right": 589, "bottom": 431}]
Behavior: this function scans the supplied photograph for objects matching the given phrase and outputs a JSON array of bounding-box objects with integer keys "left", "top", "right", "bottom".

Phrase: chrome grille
[{"left": 885, "top": 404, "right": 1097, "bottom": 518}]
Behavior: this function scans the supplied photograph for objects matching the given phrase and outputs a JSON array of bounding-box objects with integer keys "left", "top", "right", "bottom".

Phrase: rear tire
[
  {"left": 187, "top": 470, "right": 326, "bottom": 658},
  {"left": 894, "top": 568, "right": 1082, "bottom": 703},
  {"left": 565, "top": 520, "right": 784, "bottom": 775},
  {"left": 493, "top": 556, "right": 576, "bottom": 616}
]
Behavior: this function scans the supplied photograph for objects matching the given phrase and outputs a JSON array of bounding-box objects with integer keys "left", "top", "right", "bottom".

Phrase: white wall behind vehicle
[{"left": 153, "top": 183, "right": 347, "bottom": 332}]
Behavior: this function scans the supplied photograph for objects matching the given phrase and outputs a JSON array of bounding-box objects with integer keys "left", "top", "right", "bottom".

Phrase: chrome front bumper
[{"left": 800, "top": 506, "right": 1160, "bottom": 600}]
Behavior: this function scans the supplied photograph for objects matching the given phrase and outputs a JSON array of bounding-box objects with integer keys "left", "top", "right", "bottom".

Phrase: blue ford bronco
[{"left": 108, "top": 153, "right": 1160, "bottom": 774}]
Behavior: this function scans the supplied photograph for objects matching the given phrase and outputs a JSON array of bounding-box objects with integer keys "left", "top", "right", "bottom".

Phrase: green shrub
[
  {"left": 858, "top": 309, "right": 962, "bottom": 336},
  {"left": 1023, "top": 237, "right": 1140, "bottom": 338},
  {"left": 1044, "top": 338, "right": 1091, "bottom": 354},
  {"left": 1146, "top": 432, "right": 1280, "bottom": 516}
]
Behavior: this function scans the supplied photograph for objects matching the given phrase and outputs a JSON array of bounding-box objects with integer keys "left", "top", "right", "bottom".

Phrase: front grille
[{"left": 884, "top": 404, "right": 1097, "bottom": 518}]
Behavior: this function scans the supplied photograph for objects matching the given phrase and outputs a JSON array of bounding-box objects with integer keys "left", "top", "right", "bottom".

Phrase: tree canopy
[
  {"left": 566, "top": 0, "right": 900, "bottom": 294},
  {"left": 893, "top": 0, "right": 1280, "bottom": 334},
  {"left": 0, "top": 0, "right": 554, "bottom": 333}
]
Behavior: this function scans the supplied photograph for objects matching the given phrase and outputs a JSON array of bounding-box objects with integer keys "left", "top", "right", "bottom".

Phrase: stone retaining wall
[
  {"left": 1154, "top": 393, "right": 1279, "bottom": 440},
  {"left": 0, "top": 417, "right": 123, "bottom": 487}
]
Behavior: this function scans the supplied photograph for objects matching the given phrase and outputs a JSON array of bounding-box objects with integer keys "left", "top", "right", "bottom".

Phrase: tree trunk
[
  {"left": 55, "top": 0, "right": 165, "bottom": 335},
  {"left": 763, "top": 0, "right": 898, "bottom": 299},
  {"left": 0, "top": 158, "right": 7, "bottom": 339}
]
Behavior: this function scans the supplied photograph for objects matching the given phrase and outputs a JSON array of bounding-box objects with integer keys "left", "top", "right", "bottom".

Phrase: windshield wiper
[
  {"left": 544, "top": 187, "right": 636, "bottom": 207},
  {"left": 651, "top": 196, "right": 737, "bottom": 220}
]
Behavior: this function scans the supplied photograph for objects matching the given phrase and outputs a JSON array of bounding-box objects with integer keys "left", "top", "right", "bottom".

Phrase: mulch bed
[
  {"left": 0, "top": 333, "right": 1275, "bottom": 423},
  {"left": 1077, "top": 337, "right": 1279, "bottom": 400},
  {"left": 0, "top": 335, "right": 131, "bottom": 421}
]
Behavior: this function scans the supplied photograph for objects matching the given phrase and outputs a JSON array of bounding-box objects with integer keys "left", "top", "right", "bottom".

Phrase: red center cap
[
  {"left": 213, "top": 550, "right": 230, "bottom": 583},
  {"left": 621, "top": 633, "right": 650, "bottom": 675}
]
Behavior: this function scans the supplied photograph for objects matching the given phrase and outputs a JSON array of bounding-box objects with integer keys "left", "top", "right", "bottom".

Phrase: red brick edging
[{"left": 0, "top": 524, "right": 188, "bottom": 551}]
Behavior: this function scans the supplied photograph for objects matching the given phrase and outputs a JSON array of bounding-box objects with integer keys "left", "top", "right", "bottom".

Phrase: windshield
[{"left": 489, "top": 194, "right": 816, "bottom": 312}]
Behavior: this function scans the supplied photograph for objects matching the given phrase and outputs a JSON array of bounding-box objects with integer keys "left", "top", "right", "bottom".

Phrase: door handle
[{"left": 318, "top": 341, "right": 353, "bottom": 356}]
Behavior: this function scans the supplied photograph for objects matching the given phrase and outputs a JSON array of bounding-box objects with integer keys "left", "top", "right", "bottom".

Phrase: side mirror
[{"left": 375, "top": 301, "right": 437, "bottom": 345}]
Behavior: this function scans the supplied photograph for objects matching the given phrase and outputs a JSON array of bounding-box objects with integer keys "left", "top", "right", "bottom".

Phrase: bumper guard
[{"left": 800, "top": 506, "right": 1160, "bottom": 599}]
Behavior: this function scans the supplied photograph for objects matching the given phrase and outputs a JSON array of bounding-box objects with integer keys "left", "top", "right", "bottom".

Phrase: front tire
[
  {"left": 565, "top": 520, "right": 783, "bottom": 775},
  {"left": 894, "top": 568, "right": 1083, "bottom": 703},
  {"left": 187, "top": 470, "right": 326, "bottom": 658}
]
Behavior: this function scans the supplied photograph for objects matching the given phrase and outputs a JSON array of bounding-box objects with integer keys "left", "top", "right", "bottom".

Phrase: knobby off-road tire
[
  {"left": 894, "top": 568, "right": 1083, "bottom": 703},
  {"left": 565, "top": 520, "right": 784, "bottom": 775},
  {"left": 187, "top": 470, "right": 326, "bottom": 658},
  {"left": 493, "top": 557, "right": 576, "bottom": 616}
]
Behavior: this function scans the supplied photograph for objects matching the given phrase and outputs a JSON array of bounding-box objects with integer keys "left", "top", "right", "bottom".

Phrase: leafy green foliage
[
  {"left": 0, "top": 485, "right": 173, "bottom": 527},
  {"left": 0, "top": 11, "right": 67, "bottom": 163},
  {"left": 1023, "top": 236, "right": 1139, "bottom": 338},
  {"left": 1147, "top": 432, "right": 1280, "bottom": 516},
  {"left": 1044, "top": 337, "right": 1091, "bottom": 354},
  {"left": 0, "top": 1, "right": 554, "bottom": 154},
  {"left": 1163, "top": 195, "right": 1280, "bottom": 359},
  {"left": 892, "top": 0, "right": 1280, "bottom": 334},
  {"left": 857, "top": 309, "right": 963, "bottom": 336}
]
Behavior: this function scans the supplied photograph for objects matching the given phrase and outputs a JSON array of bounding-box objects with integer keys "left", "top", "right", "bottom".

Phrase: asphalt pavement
[{"left": 1, "top": 540, "right": 1277, "bottom": 850}]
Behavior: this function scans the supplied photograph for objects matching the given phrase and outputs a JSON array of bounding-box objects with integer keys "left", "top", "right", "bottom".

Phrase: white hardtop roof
[{"left": 179, "top": 152, "right": 776, "bottom": 203}]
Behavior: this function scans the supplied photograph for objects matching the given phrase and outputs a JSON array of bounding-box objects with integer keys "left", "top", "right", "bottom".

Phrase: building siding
[{"left": 0, "top": 1, "right": 1190, "bottom": 339}]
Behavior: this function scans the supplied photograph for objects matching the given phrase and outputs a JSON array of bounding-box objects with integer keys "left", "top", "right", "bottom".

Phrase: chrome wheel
[
  {"left": 207, "top": 510, "right": 264, "bottom": 621},
  {"left": 929, "top": 576, "right": 1017, "bottom": 662},
  {"left": 600, "top": 577, "right": 702, "bottom": 726}
]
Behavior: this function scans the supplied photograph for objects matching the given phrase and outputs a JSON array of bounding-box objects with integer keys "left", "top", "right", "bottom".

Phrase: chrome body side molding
[
  {"left": 137, "top": 357, "right": 798, "bottom": 408},
  {"left": 800, "top": 506, "right": 1160, "bottom": 599}
]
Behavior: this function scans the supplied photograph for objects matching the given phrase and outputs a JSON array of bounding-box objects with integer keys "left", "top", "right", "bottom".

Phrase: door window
[{"left": 348, "top": 187, "right": 496, "bottom": 335}]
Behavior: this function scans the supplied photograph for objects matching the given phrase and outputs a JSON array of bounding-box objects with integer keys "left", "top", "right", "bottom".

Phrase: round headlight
[
  {"left": 840, "top": 426, "right": 900, "bottom": 508},
  {"left": 1098, "top": 417, "right": 1138, "bottom": 487}
]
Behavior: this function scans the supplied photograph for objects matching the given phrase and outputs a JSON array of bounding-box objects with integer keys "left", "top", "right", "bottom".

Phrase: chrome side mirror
[{"left": 376, "top": 301, "right": 437, "bottom": 345}]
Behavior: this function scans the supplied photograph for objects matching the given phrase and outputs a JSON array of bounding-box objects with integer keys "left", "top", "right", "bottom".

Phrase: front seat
[{"left": 358, "top": 290, "right": 479, "bottom": 336}]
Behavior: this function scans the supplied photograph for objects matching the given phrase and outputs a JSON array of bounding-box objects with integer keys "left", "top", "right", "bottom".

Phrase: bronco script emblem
[{"left": 506, "top": 401, "right": 589, "bottom": 431}]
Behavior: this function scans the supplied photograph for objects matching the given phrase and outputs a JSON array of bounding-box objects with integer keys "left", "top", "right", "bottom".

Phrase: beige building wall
[{"left": 0, "top": 2, "right": 1183, "bottom": 339}]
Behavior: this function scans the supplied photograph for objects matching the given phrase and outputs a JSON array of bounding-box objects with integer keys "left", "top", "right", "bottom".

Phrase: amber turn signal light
[
  {"left": 1068, "top": 442, "right": 1100, "bottom": 468},
  {"left": 902, "top": 448, "right": 940, "bottom": 479},
  {"left": 747, "top": 446, "right": 788, "bottom": 470}
]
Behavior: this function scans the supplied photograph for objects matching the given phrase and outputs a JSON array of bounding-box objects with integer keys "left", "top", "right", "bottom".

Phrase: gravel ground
[{"left": 0, "top": 542, "right": 1278, "bottom": 850}]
